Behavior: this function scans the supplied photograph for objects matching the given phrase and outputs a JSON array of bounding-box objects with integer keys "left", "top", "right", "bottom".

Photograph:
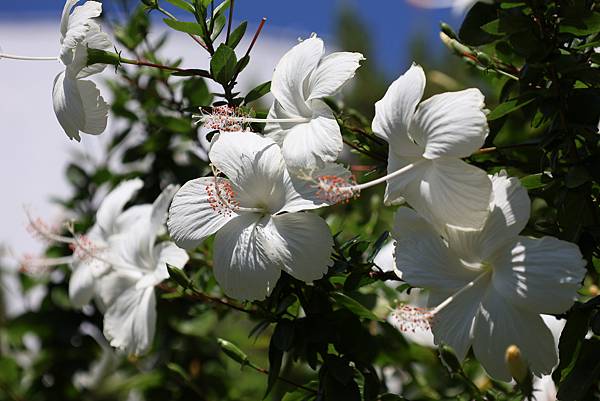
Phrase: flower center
[
  {"left": 206, "top": 177, "right": 240, "bottom": 217},
  {"left": 194, "top": 105, "right": 311, "bottom": 132}
]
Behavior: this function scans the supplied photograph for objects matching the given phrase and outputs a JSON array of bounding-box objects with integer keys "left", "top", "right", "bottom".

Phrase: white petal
[
  {"left": 156, "top": 241, "right": 189, "bottom": 268},
  {"left": 114, "top": 204, "right": 152, "bottom": 234},
  {"left": 103, "top": 285, "right": 156, "bottom": 355},
  {"left": 60, "top": 1, "right": 103, "bottom": 65},
  {"left": 411, "top": 88, "right": 488, "bottom": 159},
  {"left": 271, "top": 36, "right": 323, "bottom": 117},
  {"left": 209, "top": 132, "right": 287, "bottom": 211},
  {"left": 73, "top": 24, "right": 112, "bottom": 78},
  {"left": 392, "top": 208, "right": 479, "bottom": 290},
  {"left": 408, "top": 158, "right": 492, "bottom": 230},
  {"left": 444, "top": 171, "right": 531, "bottom": 261},
  {"left": 60, "top": 0, "right": 80, "bottom": 38},
  {"left": 280, "top": 100, "right": 342, "bottom": 170},
  {"left": 383, "top": 154, "right": 429, "bottom": 206},
  {"left": 282, "top": 162, "right": 351, "bottom": 212},
  {"left": 264, "top": 100, "right": 294, "bottom": 145},
  {"left": 430, "top": 275, "right": 488, "bottom": 360},
  {"left": 52, "top": 71, "right": 84, "bottom": 141},
  {"left": 491, "top": 237, "right": 586, "bottom": 315},
  {"left": 473, "top": 289, "right": 558, "bottom": 381},
  {"left": 306, "top": 51, "right": 364, "bottom": 101},
  {"left": 213, "top": 214, "right": 282, "bottom": 301},
  {"left": 96, "top": 179, "right": 144, "bottom": 238},
  {"left": 372, "top": 64, "right": 424, "bottom": 157},
  {"left": 69, "top": 259, "right": 98, "bottom": 308},
  {"left": 269, "top": 213, "right": 332, "bottom": 282},
  {"left": 78, "top": 78, "right": 109, "bottom": 135},
  {"left": 167, "top": 177, "right": 238, "bottom": 249}
]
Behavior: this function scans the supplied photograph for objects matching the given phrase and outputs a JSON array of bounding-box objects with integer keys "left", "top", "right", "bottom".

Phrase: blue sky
[{"left": 0, "top": 0, "right": 461, "bottom": 76}]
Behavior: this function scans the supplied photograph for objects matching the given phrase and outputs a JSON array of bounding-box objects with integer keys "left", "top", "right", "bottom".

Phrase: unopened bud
[
  {"left": 589, "top": 284, "right": 599, "bottom": 296},
  {"left": 439, "top": 344, "right": 462, "bottom": 373},
  {"left": 440, "top": 22, "right": 458, "bottom": 40},
  {"left": 141, "top": 0, "right": 158, "bottom": 7},
  {"left": 439, "top": 32, "right": 471, "bottom": 56},
  {"left": 475, "top": 51, "right": 492, "bottom": 67},
  {"left": 217, "top": 338, "right": 249, "bottom": 366},
  {"left": 505, "top": 345, "right": 528, "bottom": 383}
]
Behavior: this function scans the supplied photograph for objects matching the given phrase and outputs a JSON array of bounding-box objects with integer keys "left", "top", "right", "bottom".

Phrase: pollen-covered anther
[
  {"left": 315, "top": 175, "right": 359, "bottom": 204},
  {"left": 199, "top": 105, "right": 250, "bottom": 132},
  {"left": 390, "top": 304, "right": 433, "bottom": 333},
  {"left": 26, "top": 217, "right": 59, "bottom": 243},
  {"left": 69, "top": 235, "right": 97, "bottom": 260},
  {"left": 206, "top": 178, "right": 240, "bottom": 217}
]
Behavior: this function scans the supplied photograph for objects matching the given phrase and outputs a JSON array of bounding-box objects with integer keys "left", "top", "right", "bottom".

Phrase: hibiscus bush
[{"left": 1, "top": 0, "right": 600, "bottom": 400}]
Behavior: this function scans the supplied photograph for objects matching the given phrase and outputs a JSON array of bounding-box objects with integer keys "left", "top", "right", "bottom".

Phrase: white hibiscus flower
[
  {"left": 68, "top": 178, "right": 148, "bottom": 308},
  {"left": 167, "top": 131, "right": 334, "bottom": 301},
  {"left": 264, "top": 34, "right": 364, "bottom": 171},
  {"left": 96, "top": 185, "right": 189, "bottom": 355},
  {"left": 407, "top": 0, "right": 493, "bottom": 15},
  {"left": 0, "top": 0, "right": 111, "bottom": 140},
  {"left": 391, "top": 172, "right": 586, "bottom": 381},
  {"left": 373, "top": 63, "right": 491, "bottom": 230}
]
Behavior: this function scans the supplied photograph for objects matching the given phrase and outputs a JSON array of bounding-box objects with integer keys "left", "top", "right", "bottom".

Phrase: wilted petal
[
  {"left": 411, "top": 88, "right": 488, "bottom": 159},
  {"left": 213, "top": 214, "right": 281, "bottom": 301},
  {"left": 473, "top": 289, "right": 558, "bottom": 381},
  {"left": 392, "top": 207, "right": 479, "bottom": 289},
  {"left": 168, "top": 177, "right": 238, "bottom": 250},
  {"left": 271, "top": 35, "right": 323, "bottom": 116},
  {"left": 103, "top": 285, "right": 156, "bottom": 356},
  {"left": 280, "top": 100, "right": 342, "bottom": 170},
  {"left": 372, "top": 63, "right": 424, "bottom": 157},
  {"left": 491, "top": 237, "right": 586, "bottom": 315},
  {"left": 410, "top": 158, "right": 491, "bottom": 230},
  {"left": 96, "top": 178, "right": 144, "bottom": 238},
  {"left": 269, "top": 213, "right": 332, "bottom": 282},
  {"left": 306, "top": 51, "right": 364, "bottom": 101}
]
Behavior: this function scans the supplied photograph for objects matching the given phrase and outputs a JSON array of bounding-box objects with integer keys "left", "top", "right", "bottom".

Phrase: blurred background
[{"left": 0, "top": 0, "right": 459, "bottom": 257}]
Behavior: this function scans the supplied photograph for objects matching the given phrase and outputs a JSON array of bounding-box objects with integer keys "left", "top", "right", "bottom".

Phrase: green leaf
[
  {"left": 560, "top": 13, "right": 600, "bottom": 35},
  {"left": 459, "top": 3, "right": 500, "bottom": 46},
  {"left": 520, "top": 173, "right": 552, "bottom": 190},
  {"left": 244, "top": 81, "right": 271, "bottom": 104},
  {"left": 227, "top": 21, "right": 247, "bottom": 48},
  {"left": 164, "top": 0, "right": 195, "bottom": 13},
  {"left": 265, "top": 341, "right": 283, "bottom": 398},
  {"left": 330, "top": 292, "right": 379, "bottom": 321},
  {"left": 556, "top": 338, "right": 600, "bottom": 401},
  {"left": 211, "top": 14, "right": 226, "bottom": 40},
  {"left": 183, "top": 77, "right": 213, "bottom": 107},
  {"left": 210, "top": 43, "right": 237, "bottom": 84},
  {"left": 166, "top": 362, "right": 191, "bottom": 382},
  {"left": 163, "top": 18, "right": 205, "bottom": 36},
  {"left": 553, "top": 308, "right": 591, "bottom": 384},
  {"left": 487, "top": 97, "right": 535, "bottom": 120}
]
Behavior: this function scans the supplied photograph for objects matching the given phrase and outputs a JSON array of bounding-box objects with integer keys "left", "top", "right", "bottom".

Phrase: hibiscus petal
[
  {"left": 269, "top": 213, "right": 332, "bottom": 282},
  {"left": 430, "top": 275, "right": 488, "bottom": 361},
  {"left": 60, "top": 1, "right": 103, "bottom": 65},
  {"left": 491, "top": 237, "right": 586, "bottom": 315},
  {"left": 78, "top": 78, "right": 109, "bottom": 135},
  {"left": 410, "top": 158, "right": 491, "bottom": 230},
  {"left": 149, "top": 241, "right": 189, "bottom": 285},
  {"left": 444, "top": 171, "right": 531, "bottom": 261},
  {"left": 69, "top": 259, "right": 98, "bottom": 308},
  {"left": 411, "top": 88, "right": 488, "bottom": 159},
  {"left": 167, "top": 177, "right": 238, "bottom": 250},
  {"left": 392, "top": 207, "right": 479, "bottom": 289},
  {"left": 384, "top": 154, "right": 429, "bottom": 206},
  {"left": 271, "top": 35, "right": 323, "bottom": 116},
  {"left": 96, "top": 178, "right": 144, "bottom": 238},
  {"left": 473, "top": 289, "right": 558, "bottom": 381},
  {"left": 213, "top": 214, "right": 282, "bottom": 301},
  {"left": 280, "top": 100, "right": 342, "bottom": 170},
  {"left": 209, "top": 131, "right": 287, "bottom": 211},
  {"left": 103, "top": 285, "right": 156, "bottom": 356},
  {"left": 372, "top": 64, "right": 424, "bottom": 157},
  {"left": 306, "top": 51, "right": 364, "bottom": 101},
  {"left": 53, "top": 71, "right": 84, "bottom": 141}
]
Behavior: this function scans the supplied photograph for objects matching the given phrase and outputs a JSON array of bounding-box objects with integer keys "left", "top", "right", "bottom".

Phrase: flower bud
[
  {"left": 439, "top": 344, "right": 462, "bottom": 373},
  {"left": 217, "top": 338, "right": 249, "bottom": 366},
  {"left": 505, "top": 344, "right": 528, "bottom": 383},
  {"left": 141, "top": 0, "right": 158, "bottom": 7},
  {"left": 440, "top": 22, "right": 458, "bottom": 40}
]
